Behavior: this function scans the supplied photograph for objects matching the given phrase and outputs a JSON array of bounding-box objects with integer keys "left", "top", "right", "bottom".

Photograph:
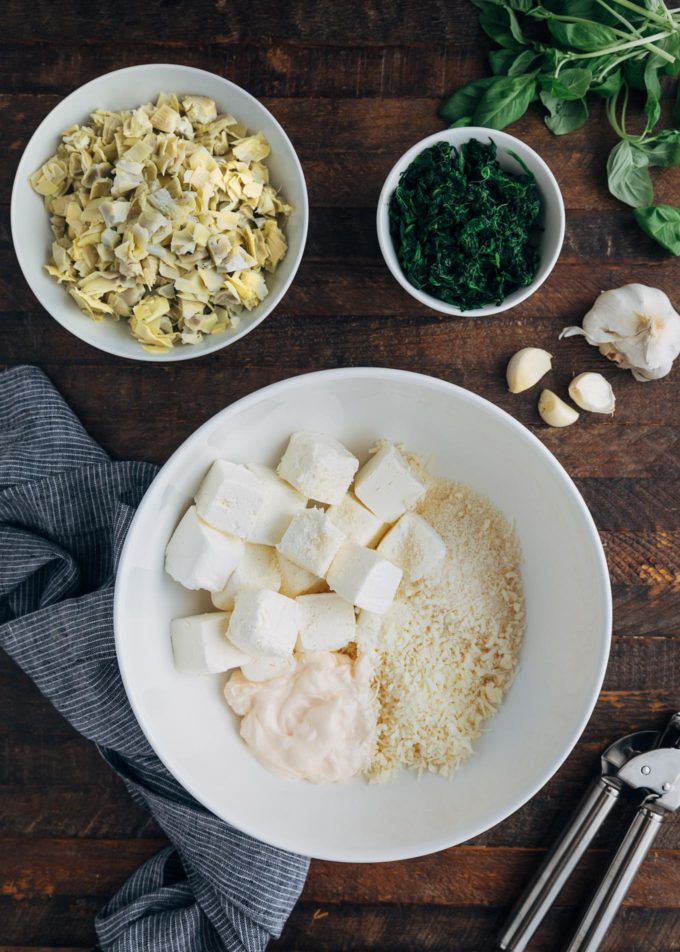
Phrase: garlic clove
[
  {"left": 568, "top": 373, "right": 615, "bottom": 414},
  {"left": 506, "top": 347, "right": 553, "bottom": 393},
  {"left": 538, "top": 390, "right": 579, "bottom": 428}
]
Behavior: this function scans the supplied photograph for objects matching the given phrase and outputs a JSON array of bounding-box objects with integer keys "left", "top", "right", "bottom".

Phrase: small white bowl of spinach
[{"left": 377, "top": 128, "right": 565, "bottom": 316}]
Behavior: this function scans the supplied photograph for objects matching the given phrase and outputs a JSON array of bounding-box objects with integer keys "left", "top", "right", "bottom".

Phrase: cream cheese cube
[
  {"left": 227, "top": 589, "right": 300, "bottom": 657},
  {"left": 241, "top": 655, "right": 296, "bottom": 682},
  {"left": 246, "top": 464, "right": 307, "bottom": 545},
  {"left": 195, "top": 459, "right": 266, "bottom": 537},
  {"left": 276, "top": 553, "right": 326, "bottom": 597},
  {"left": 355, "top": 610, "right": 385, "bottom": 649},
  {"left": 297, "top": 593, "right": 356, "bottom": 651},
  {"left": 277, "top": 507, "right": 346, "bottom": 577},
  {"left": 171, "top": 612, "right": 250, "bottom": 674},
  {"left": 327, "top": 492, "right": 387, "bottom": 548},
  {"left": 211, "top": 544, "right": 281, "bottom": 611},
  {"left": 354, "top": 443, "right": 426, "bottom": 523},
  {"left": 327, "top": 541, "right": 402, "bottom": 614},
  {"left": 277, "top": 431, "right": 359, "bottom": 504},
  {"left": 165, "top": 505, "right": 244, "bottom": 592},
  {"left": 377, "top": 512, "right": 446, "bottom": 582}
]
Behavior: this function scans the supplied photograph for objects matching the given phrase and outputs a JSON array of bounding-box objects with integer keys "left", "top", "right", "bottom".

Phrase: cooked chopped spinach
[{"left": 388, "top": 139, "right": 541, "bottom": 311}]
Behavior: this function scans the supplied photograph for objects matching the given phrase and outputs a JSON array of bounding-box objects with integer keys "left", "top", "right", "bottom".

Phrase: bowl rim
[
  {"left": 114, "top": 366, "right": 612, "bottom": 862},
  {"left": 10, "top": 63, "right": 309, "bottom": 363},
  {"left": 376, "top": 127, "right": 566, "bottom": 319}
]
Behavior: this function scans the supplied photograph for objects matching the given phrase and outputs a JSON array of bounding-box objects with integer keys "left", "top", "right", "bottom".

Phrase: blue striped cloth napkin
[{"left": 0, "top": 365, "right": 309, "bottom": 951}]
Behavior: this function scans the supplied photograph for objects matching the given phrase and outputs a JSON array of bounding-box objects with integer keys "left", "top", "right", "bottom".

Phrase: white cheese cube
[
  {"left": 277, "top": 431, "right": 359, "bottom": 504},
  {"left": 246, "top": 464, "right": 307, "bottom": 545},
  {"left": 277, "top": 553, "right": 326, "bottom": 597},
  {"left": 241, "top": 655, "right": 296, "bottom": 682},
  {"left": 195, "top": 460, "right": 266, "bottom": 537},
  {"left": 377, "top": 512, "right": 446, "bottom": 582},
  {"left": 327, "top": 541, "right": 402, "bottom": 614},
  {"left": 227, "top": 589, "right": 300, "bottom": 657},
  {"left": 355, "top": 610, "right": 385, "bottom": 649},
  {"left": 297, "top": 593, "right": 356, "bottom": 651},
  {"left": 354, "top": 443, "right": 426, "bottom": 523},
  {"left": 171, "top": 612, "right": 250, "bottom": 674},
  {"left": 165, "top": 505, "right": 244, "bottom": 592},
  {"left": 327, "top": 492, "right": 387, "bottom": 548},
  {"left": 277, "top": 507, "right": 346, "bottom": 577},
  {"left": 211, "top": 544, "right": 281, "bottom": 611}
]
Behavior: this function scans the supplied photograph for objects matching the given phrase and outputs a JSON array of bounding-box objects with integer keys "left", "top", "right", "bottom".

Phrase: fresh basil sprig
[{"left": 440, "top": 0, "right": 680, "bottom": 254}]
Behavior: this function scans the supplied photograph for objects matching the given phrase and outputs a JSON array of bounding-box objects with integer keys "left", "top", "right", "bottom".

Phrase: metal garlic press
[{"left": 499, "top": 712, "right": 680, "bottom": 952}]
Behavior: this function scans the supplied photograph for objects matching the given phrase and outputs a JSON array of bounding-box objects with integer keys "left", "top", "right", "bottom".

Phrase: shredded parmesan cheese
[{"left": 366, "top": 478, "right": 524, "bottom": 781}]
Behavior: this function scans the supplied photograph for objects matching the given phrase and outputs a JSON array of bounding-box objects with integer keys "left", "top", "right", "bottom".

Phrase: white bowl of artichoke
[{"left": 11, "top": 64, "right": 308, "bottom": 361}]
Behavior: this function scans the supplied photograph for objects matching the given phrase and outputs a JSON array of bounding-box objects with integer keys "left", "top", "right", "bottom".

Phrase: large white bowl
[
  {"left": 377, "top": 128, "right": 565, "bottom": 318},
  {"left": 114, "top": 368, "right": 611, "bottom": 862},
  {"left": 11, "top": 64, "right": 308, "bottom": 361}
]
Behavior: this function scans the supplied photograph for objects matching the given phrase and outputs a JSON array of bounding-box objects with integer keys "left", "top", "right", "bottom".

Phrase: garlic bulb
[
  {"left": 568, "top": 373, "right": 615, "bottom": 414},
  {"left": 560, "top": 284, "right": 680, "bottom": 382},
  {"left": 506, "top": 347, "right": 552, "bottom": 393},
  {"left": 538, "top": 390, "right": 579, "bottom": 428}
]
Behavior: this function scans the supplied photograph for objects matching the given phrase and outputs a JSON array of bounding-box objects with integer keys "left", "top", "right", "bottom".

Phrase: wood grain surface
[{"left": 1, "top": 1, "right": 679, "bottom": 949}]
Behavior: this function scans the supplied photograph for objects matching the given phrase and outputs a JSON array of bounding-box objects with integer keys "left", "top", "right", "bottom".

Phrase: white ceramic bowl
[
  {"left": 377, "top": 128, "right": 565, "bottom": 318},
  {"left": 11, "top": 64, "right": 308, "bottom": 361},
  {"left": 114, "top": 368, "right": 611, "bottom": 862}
]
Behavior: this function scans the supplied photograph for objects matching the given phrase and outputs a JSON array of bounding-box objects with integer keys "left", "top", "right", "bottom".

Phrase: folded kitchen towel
[{"left": 0, "top": 365, "right": 309, "bottom": 951}]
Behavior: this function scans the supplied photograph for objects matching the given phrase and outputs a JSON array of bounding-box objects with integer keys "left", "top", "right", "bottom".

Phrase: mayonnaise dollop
[{"left": 224, "top": 651, "right": 377, "bottom": 783}]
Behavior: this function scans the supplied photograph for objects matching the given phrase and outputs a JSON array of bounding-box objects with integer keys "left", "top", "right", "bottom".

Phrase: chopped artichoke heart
[
  {"left": 132, "top": 294, "right": 171, "bottom": 324},
  {"left": 182, "top": 96, "right": 218, "bottom": 125},
  {"left": 232, "top": 133, "right": 271, "bottom": 163},
  {"left": 69, "top": 287, "right": 114, "bottom": 320},
  {"left": 29, "top": 91, "right": 290, "bottom": 350}
]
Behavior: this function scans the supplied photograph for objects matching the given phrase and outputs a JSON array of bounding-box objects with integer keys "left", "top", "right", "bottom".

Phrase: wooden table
[{"left": 2, "top": 2, "right": 679, "bottom": 949}]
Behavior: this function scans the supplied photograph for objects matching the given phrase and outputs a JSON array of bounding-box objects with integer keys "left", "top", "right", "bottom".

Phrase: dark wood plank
[
  {"left": 3, "top": 897, "right": 680, "bottom": 951},
  {"left": 0, "top": 43, "right": 483, "bottom": 98},
  {"left": 3, "top": 837, "right": 680, "bottom": 908},
  {"left": 272, "top": 904, "right": 680, "bottom": 951},
  {"left": 0, "top": 2, "right": 490, "bottom": 46}
]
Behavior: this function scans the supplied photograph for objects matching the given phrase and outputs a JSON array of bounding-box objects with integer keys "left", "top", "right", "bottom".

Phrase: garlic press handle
[
  {"left": 498, "top": 776, "right": 621, "bottom": 952},
  {"left": 564, "top": 805, "right": 664, "bottom": 952}
]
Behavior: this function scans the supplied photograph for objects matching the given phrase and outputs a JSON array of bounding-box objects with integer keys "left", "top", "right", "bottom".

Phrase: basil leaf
[
  {"left": 477, "top": 0, "right": 532, "bottom": 10},
  {"left": 543, "top": 0, "right": 614, "bottom": 20},
  {"left": 539, "top": 67, "right": 592, "bottom": 100},
  {"left": 478, "top": 3, "right": 526, "bottom": 48},
  {"left": 489, "top": 47, "right": 522, "bottom": 75},
  {"left": 472, "top": 74, "right": 538, "bottom": 130},
  {"left": 643, "top": 57, "right": 662, "bottom": 132},
  {"left": 541, "top": 47, "right": 572, "bottom": 75},
  {"left": 642, "top": 131, "right": 680, "bottom": 167},
  {"left": 440, "top": 77, "right": 497, "bottom": 124},
  {"left": 489, "top": 47, "right": 539, "bottom": 77},
  {"left": 540, "top": 92, "right": 589, "bottom": 135},
  {"left": 591, "top": 68, "right": 622, "bottom": 98},
  {"left": 548, "top": 20, "right": 618, "bottom": 52},
  {"left": 634, "top": 204, "right": 680, "bottom": 255},
  {"left": 660, "top": 31, "right": 680, "bottom": 76},
  {"left": 624, "top": 56, "right": 647, "bottom": 91},
  {"left": 606, "top": 141, "right": 653, "bottom": 208},
  {"left": 508, "top": 49, "right": 541, "bottom": 76}
]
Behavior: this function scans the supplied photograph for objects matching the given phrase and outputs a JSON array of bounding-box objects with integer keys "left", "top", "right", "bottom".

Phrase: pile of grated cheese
[{"left": 366, "top": 477, "right": 525, "bottom": 782}]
